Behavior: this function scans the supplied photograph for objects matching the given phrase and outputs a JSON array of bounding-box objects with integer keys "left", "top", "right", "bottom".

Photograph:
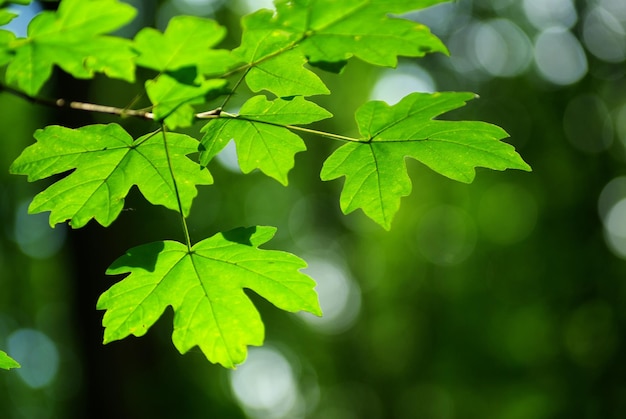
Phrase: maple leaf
[
  {"left": 0, "top": 350, "right": 20, "bottom": 370},
  {"left": 234, "top": 9, "right": 329, "bottom": 97},
  {"left": 133, "top": 15, "right": 237, "bottom": 77},
  {"left": 10, "top": 124, "right": 212, "bottom": 228},
  {"left": 269, "top": 0, "right": 448, "bottom": 65},
  {"left": 200, "top": 95, "right": 332, "bottom": 185},
  {"left": 4, "top": 0, "right": 136, "bottom": 95},
  {"left": 97, "top": 226, "right": 322, "bottom": 368},
  {"left": 321, "top": 92, "right": 531, "bottom": 230},
  {"left": 146, "top": 73, "right": 227, "bottom": 129}
]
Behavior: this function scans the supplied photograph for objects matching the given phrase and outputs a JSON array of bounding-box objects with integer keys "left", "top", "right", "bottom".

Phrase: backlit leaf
[
  {"left": 234, "top": 9, "right": 329, "bottom": 97},
  {"left": 321, "top": 92, "right": 531, "bottom": 229},
  {"left": 0, "top": 350, "right": 20, "bottom": 370},
  {"left": 134, "top": 15, "right": 237, "bottom": 76},
  {"left": 10, "top": 124, "right": 212, "bottom": 228},
  {"left": 5, "top": 0, "right": 136, "bottom": 95},
  {"left": 98, "top": 226, "right": 321, "bottom": 368},
  {"left": 200, "top": 95, "right": 332, "bottom": 184}
]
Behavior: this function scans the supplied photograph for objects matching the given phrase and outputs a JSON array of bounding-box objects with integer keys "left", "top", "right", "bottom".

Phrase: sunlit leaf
[
  {"left": 321, "top": 92, "right": 531, "bottom": 229},
  {"left": 134, "top": 15, "right": 237, "bottom": 76},
  {"left": 10, "top": 124, "right": 212, "bottom": 228},
  {"left": 98, "top": 226, "right": 321, "bottom": 368},
  {"left": 200, "top": 95, "right": 332, "bottom": 184},
  {"left": 234, "top": 9, "right": 329, "bottom": 97},
  {"left": 0, "top": 350, "right": 20, "bottom": 370},
  {"left": 4, "top": 0, "right": 136, "bottom": 95}
]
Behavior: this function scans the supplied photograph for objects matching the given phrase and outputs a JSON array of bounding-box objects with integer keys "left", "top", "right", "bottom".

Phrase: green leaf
[
  {"left": 234, "top": 9, "right": 329, "bottom": 97},
  {"left": 200, "top": 95, "right": 332, "bottom": 185},
  {"left": 0, "top": 10, "right": 17, "bottom": 25},
  {"left": 245, "top": 48, "right": 330, "bottom": 97},
  {"left": 98, "top": 226, "right": 321, "bottom": 368},
  {"left": 321, "top": 92, "right": 531, "bottom": 230},
  {"left": 5, "top": 0, "right": 136, "bottom": 95},
  {"left": 10, "top": 124, "right": 212, "bottom": 228},
  {"left": 275, "top": 0, "right": 448, "bottom": 67},
  {"left": 134, "top": 15, "right": 237, "bottom": 76},
  {"left": 0, "top": 29, "right": 15, "bottom": 66},
  {"left": 146, "top": 74, "right": 227, "bottom": 129},
  {"left": 0, "top": 350, "right": 20, "bottom": 370}
]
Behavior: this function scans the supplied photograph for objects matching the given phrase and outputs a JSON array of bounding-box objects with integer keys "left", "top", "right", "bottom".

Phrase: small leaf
[
  {"left": 5, "top": 0, "right": 136, "bottom": 95},
  {"left": 10, "top": 124, "right": 212, "bottom": 228},
  {"left": 321, "top": 92, "right": 531, "bottom": 229},
  {"left": 0, "top": 10, "right": 17, "bottom": 25},
  {"left": 134, "top": 15, "right": 237, "bottom": 76},
  {"left": 200, "top": 96, "right": 331, "bottom": 185},
  {"left": 146, "top": 74, "right": 227, "bottom": 129},
  {"left": 234, "top": 9, "right": 329, "bottom": 97},
  {"left": 98, "top": 226, "right": 321, "bottom": 368},
  {"left": 0, "top": 350, "right": 20, "bottom": 370}
]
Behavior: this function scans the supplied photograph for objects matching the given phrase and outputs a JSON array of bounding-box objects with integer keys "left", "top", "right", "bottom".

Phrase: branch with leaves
[{"left": 1, "top": 0, "right": 530, "bottom": 368}]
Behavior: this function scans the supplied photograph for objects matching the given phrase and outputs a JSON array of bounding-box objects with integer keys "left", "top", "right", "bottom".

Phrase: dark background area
[{"left": 2, "top": 0, "right": 626, "bottom": 418}]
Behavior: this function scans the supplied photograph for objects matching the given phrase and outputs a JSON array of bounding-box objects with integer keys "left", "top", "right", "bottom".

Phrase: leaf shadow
[
  {"left": 108, "top": 241, "right": 165, "bottom": 272},
  {"left": 221, "top": 226, "right": 257, "bottom": 247}
]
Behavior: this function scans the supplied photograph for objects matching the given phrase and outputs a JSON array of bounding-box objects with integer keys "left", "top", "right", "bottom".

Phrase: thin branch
[
  {"left": 1, "top": 83, "right": 361, "bottom": 143},
  {"left": 161, "top": 125, "right": 193, "bottom": 252}
]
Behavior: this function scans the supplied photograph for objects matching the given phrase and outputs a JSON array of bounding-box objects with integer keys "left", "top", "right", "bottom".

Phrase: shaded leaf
[
  {"left": 0, "top": 350, "right": 20, "bottom": 370},
  {"left": 0, "top": 29, "right": 15, "bottom": 66},
  {"left": 146, "top": 74, "right": 227, "bottom": 129},
  {"left": 321, "top": 92, "right": 531, "bottom": 229},
  {"left": 98, "top": 226, "right": 321, "bottom": 368},
  {"left": 5, "top": 0, "right": 136, "bottom": 95},
  {"left": 200, "top": 95, "right": 331, "bottom": 184},
  {"left": 10, "top": 124, "right": 212, "bottom": 228}
]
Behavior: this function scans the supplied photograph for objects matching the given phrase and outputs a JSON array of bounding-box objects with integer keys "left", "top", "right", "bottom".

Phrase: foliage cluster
[{"left": 0, "top": 0, "right": 529, "bottom": 369}]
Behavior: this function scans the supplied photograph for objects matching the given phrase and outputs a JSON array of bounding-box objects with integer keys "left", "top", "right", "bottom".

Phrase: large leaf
[
  {"left": 321, "top": 92, "right": 531, "bottom": 229},
  {"left": 10, "top": 124, "right": 212, "bottom": 228},
  {"left": 4, "top": 0, "right": 136, "bottom": 95},
  {"left": 264, "top": 0, "right": 447, "bottom": 66},
  {"left": 0, "top": 350, "right": 20, "bottom": 370},
  {"left": 98, "top": 226, "right": 321, "bottom": 368},
  {"left": 200, "top": 95, "right": 332, "bottom": 185}
]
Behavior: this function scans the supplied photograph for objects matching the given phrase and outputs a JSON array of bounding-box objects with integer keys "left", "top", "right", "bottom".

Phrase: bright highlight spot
[
  {"left": 473, "top": 18, "right": 533, "bottom": 77},
  {"left": 523, "top": 0, "right": 577, "bottom": 30},
  {"left": 370, "top": 64, "right": 435, "bottom": 105},
  {"left": 215, "top": 139, "right": 241, "bottom": 173},
  {"left": 7, "top": 329, "right": 59, "bottom": 389},
  {"left": 534, "top": 27, "right": 588, "bottom": 85},
  {"left": 230, "top": 347, "right": 301, "bottom": 418},
  {"left": 583, "top": 5, "right": 626, "bottom": 63},
  {"left": 299, "top": 258, "right": 360, "bottom": 334}
]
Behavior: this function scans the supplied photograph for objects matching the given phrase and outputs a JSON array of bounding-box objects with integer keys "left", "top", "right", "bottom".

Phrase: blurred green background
[{"left": 2, "top": 0, "right": 626, "bottom": 417}]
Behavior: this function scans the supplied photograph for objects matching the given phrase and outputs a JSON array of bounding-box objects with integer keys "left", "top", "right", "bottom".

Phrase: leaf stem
[
  {"left": 160, "top": 125, "right": 193, "bottom": 251},
  {"left": 285, "top": 124, "right": 361, "bottom": 142}
]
